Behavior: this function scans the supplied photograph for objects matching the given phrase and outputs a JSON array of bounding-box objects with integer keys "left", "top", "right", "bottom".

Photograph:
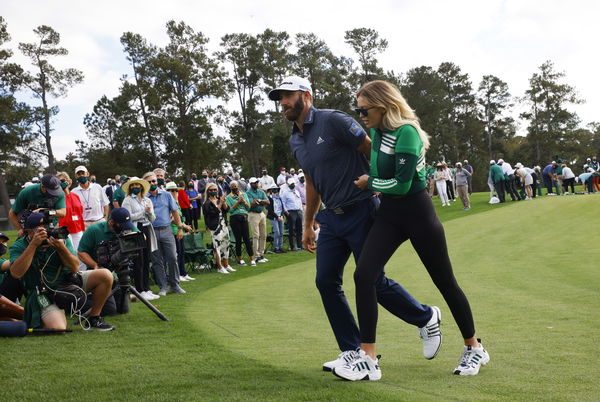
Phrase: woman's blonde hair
[
  {"left": 204, "top": 182, "right": 218, "bottom": 201},
  {"left": 357, "top": 80, "right": 430, "bottom": 151},
  {"left": 56, "top": 171, "right": 72, "bottom": 186}
]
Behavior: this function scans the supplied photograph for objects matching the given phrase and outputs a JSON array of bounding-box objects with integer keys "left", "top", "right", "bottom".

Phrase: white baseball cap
[
  {"left": 287, "top": 178, "right": 296, "bottom": 185},
  {"left": 75, "top": 165, "right": 88, "bottom": 174},
  {"left": 248, "top": 177, "right": 259, "bottom": 184},
  {"left": 268, "top": 76, "right": 313, "bottom": 101}
]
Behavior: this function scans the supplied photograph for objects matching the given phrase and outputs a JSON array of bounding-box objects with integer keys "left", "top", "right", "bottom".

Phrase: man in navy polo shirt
[{"left": 269, "top": 76, "right": 440, "bottom": 372}]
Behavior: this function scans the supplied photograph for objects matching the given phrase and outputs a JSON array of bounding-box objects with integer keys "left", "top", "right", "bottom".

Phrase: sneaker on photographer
[{"left": 87, "top": 316, "right": 114, "bottom": 331}]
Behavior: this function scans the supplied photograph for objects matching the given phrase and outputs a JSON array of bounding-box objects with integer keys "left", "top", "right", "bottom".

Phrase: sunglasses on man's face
[
  {"left": 354, "top": 106, "right": 375, "bottom": 117},
  {"left": 168, "top": 189, "right": 178, "bottom": 192},
  {"left": 147, "top": 179, "right": 157, "bottom": 183}
]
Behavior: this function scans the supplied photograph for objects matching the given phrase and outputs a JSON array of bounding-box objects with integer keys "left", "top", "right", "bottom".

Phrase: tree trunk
[
  {"left": 0, "top": 171, "right": 13, "bottom": 228},
  {"left": 41, "top": 92, "right": 56, "bottom": 174}
]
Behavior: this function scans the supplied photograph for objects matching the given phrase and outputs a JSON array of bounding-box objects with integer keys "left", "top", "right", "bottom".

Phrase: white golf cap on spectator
[
  {"left": 298, "top": 172, "right": 305, "bottom": 178},
  {"left": 490, "top": 160, "right": 496, "bottom": 164},
  {"left": 497, "top": 159, "right": 504, "bottom": 164},
  {"left": 75, "top": 165, "right": 88, "bottom": 174},
  {"left": 268, "top": 76, "right": 313, "bottom": 101},
  {"left": 287, "top": 178, "right": 296, "bottom": 185},
  {"left": 249, "top": 177, "right": 259, "bottom": 184}
]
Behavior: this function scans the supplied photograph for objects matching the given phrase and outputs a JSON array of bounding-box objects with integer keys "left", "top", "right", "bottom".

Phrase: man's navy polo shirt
[{"left": 289, "top": 107, "right": 372, "bottom": 209}]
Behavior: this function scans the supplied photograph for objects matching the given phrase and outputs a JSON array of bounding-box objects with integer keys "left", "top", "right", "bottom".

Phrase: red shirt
[
  {"left": 58, "top": 192, "right": 85, "bottom": 234},
  {"left": 178, "top": 189, "right": 191, "bottom": 209}
]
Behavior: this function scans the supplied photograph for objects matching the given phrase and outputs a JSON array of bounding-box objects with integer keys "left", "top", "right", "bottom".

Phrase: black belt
[
  {"left": 154, "top": 226, "right": 169, "bottom": 230},
  {"left": 328, "top": 199, "right": 368, "bottom": 215}
]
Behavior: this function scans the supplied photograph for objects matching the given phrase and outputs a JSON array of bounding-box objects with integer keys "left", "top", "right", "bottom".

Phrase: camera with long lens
[
  {"left": 18, "top": 201, "right": 58, "bottom": 228},
  {"left": 96, "top": 230, "right": 146, "bottom": 315},
  {"left": 96, "top": 231, "right": 146, "bottom": 271}
]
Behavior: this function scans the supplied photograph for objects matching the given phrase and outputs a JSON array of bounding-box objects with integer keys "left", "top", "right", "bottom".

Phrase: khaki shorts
[{"left": 40, "top": 270, "right": 93, "bottom": 318}]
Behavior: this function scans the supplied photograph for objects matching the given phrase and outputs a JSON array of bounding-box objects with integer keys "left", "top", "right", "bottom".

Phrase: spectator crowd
[{"left": 0, "top": 165, "right": 310, "bottom": 332}]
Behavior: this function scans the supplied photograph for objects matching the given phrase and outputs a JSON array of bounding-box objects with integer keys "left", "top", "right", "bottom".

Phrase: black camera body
[{"left": 96, "top": 231, "right": 146, "bottom": 271}]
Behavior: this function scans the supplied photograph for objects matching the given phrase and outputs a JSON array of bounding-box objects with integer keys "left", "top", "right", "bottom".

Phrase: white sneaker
[
  {"left": 322, "top": 349, "right": 359, "bottom": 372},
  {"left": 256, "top": 257, "right": 268, "bottom": 263},
  {"left": 217, "top": 267, "right": 230, "bottom": 274},
  {"left": 225, "top": 266, "right": 236, "bottom": 272},
  {"left": 183, "top": 275, "right": 196, "bottom": 281},
  {"left": 453, "top": 340, "right": 490, "bottom": 375},
  {"left": 418, "top": 306, "right": 442, "bottom": 359},
  {"left": 250, "top": 260, "right": 257, "bottom": 266},
  {"left": 158, "top": 289, "right": 167, "bottom": 296},
  {"left": 179, "top": 275, "right": 189, "bottom": 282},
  {"left": 332, "top": 350, "right": 381, "bottom": 381},
  {"left": 237, "top": 260, "right": 247, "bottom": 266}
]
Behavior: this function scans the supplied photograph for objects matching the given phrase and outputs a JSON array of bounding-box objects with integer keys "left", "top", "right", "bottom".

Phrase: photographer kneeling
[
  {"left": 77, "top": 208, "right": 141, "bottom": 314},
  {"left": 9, "top": 213, "right": 114, "bottom": 331}
]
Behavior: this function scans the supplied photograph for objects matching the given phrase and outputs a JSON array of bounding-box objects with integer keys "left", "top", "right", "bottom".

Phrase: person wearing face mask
[
  {"left": 296, "top": 173, "right": 307, "bottom": 210},
  {"left": 11, "top": 212, "right": 115, "bottom": 331},
  {"left": 203, "top": 183, "right": 234, "bottom": 274},
  {"left": 152, "top": 168, "right": 167, "bottom": 189},
  {"left": 56, "top": 172, "right": 86, "bottom": 270},
  {"left": 280, "top": 178, "right": 303, "bottom": 251},
  {"left": 265, "top": 185, "right": 286, "bottom": 253},
  {"left": 246, "top": 177, "right": 270, "bottom": 263},
  {"left": 185, "top": 180, "right": 201, "bottom": 232},
  {"left": 111, "top": 175, "right": 129, "bottom": 208},
  {"left": 258, "top": 167, "right": 275, "bottom": 191},
  {"left": 121, "top": 177, "right": 160, "bottom": 300},
  {"left": 142, "top": 172, "right": 186, "bottom": 295},
  {"left": 276, "top": 167, "right": 288, "bottom": 187},
  {"left": 216, "top": 175, "right": 230, "bottom": 196},
  {"left": 8, "top": 174, "right": 67, "bottom": 238},
  {"left": 225, "top": 168, "right": 234, "bottom": 184},
  {"left": 71, "top": 166, "right": 110, "bottom": 228},
  {"left": 224, "top": 181, "right": 255, "bottom": 266}
]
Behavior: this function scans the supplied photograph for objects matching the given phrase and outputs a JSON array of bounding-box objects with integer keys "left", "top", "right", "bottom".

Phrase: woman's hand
[{"left": 354, "top": 174, "right": 369, "bottom": 190}]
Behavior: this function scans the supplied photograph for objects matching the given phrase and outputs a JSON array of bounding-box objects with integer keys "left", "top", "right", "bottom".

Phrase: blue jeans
[
  {"left": 151, "top": 227, "right": 180, "bottom": 289},
  {"left": 270, "top": 218, "right": 284, "bottom": 250},
  {"left": 314, "top": 198, "right": 432, "bottom": 351}
]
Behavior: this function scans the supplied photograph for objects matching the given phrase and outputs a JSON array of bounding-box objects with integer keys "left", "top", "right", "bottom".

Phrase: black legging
[
  {"left": 562, "top": 178, "right": 575, "bottom": 193},
  {"left": 182, "top": 208, "right": 193, "bottom": 229},
  {"left": 354, "top": 190, "right": 475, "bottom": 343},
  {"left": 230, "top": 214, "right": 253, "bottom": 258}
]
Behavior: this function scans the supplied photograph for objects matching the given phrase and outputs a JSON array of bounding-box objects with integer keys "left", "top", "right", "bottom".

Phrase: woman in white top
[
  {"left": 122, "top": 177, "right": 159, "bottom": 300},
  {"left": 514, "top": 163, "right": 533, "bottom": 200},
  {"left": 434, "top": 163, "right": 450, "bottom": 206},
  {"left": 561, "top": 164, "right": 576, "bottom": 194}
]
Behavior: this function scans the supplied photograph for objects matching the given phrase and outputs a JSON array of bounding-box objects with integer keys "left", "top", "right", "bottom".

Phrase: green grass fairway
[{"left": 1, "top": 194, "right": 599, "bottom": 400}]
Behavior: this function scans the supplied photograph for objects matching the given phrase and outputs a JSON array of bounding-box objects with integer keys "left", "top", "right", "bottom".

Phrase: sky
[{"left": 3, "top": 0, "right": 599, "bottom": 162}]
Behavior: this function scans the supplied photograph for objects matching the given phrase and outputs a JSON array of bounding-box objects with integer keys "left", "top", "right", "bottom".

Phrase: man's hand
[
  {"left": 29, "top": 228, "right": 48, "bottom": 248},
  {"left": 176, "top": 228, "right": 184, "bottom": 240},
  {"left": 46, "top": 236, "right": 66, "bottom": 250},
  {"left": 302, "top": 225, "right": 317, "bottom": 253}
]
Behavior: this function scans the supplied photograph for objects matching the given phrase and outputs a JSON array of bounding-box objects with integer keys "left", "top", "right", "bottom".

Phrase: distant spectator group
[{"left": 425, "top": 156, "right": 599, "bottom": 209}]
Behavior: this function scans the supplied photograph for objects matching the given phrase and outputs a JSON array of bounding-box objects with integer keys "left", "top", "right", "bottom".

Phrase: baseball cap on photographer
[
  {"left": 41, "top": 174, "right": 64, "bottom": 197},
  {"left": 109, "top": 208, "right": 134, "bottom": 231},
  {"left": 268, "top": 76, "right": 313, "bottom": 101},
  {"left": 248, "top": 177, "right": 259, "bottom": 184},
  {"left": 25, "top": 212, "right": 46, "bottom": 229}
]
